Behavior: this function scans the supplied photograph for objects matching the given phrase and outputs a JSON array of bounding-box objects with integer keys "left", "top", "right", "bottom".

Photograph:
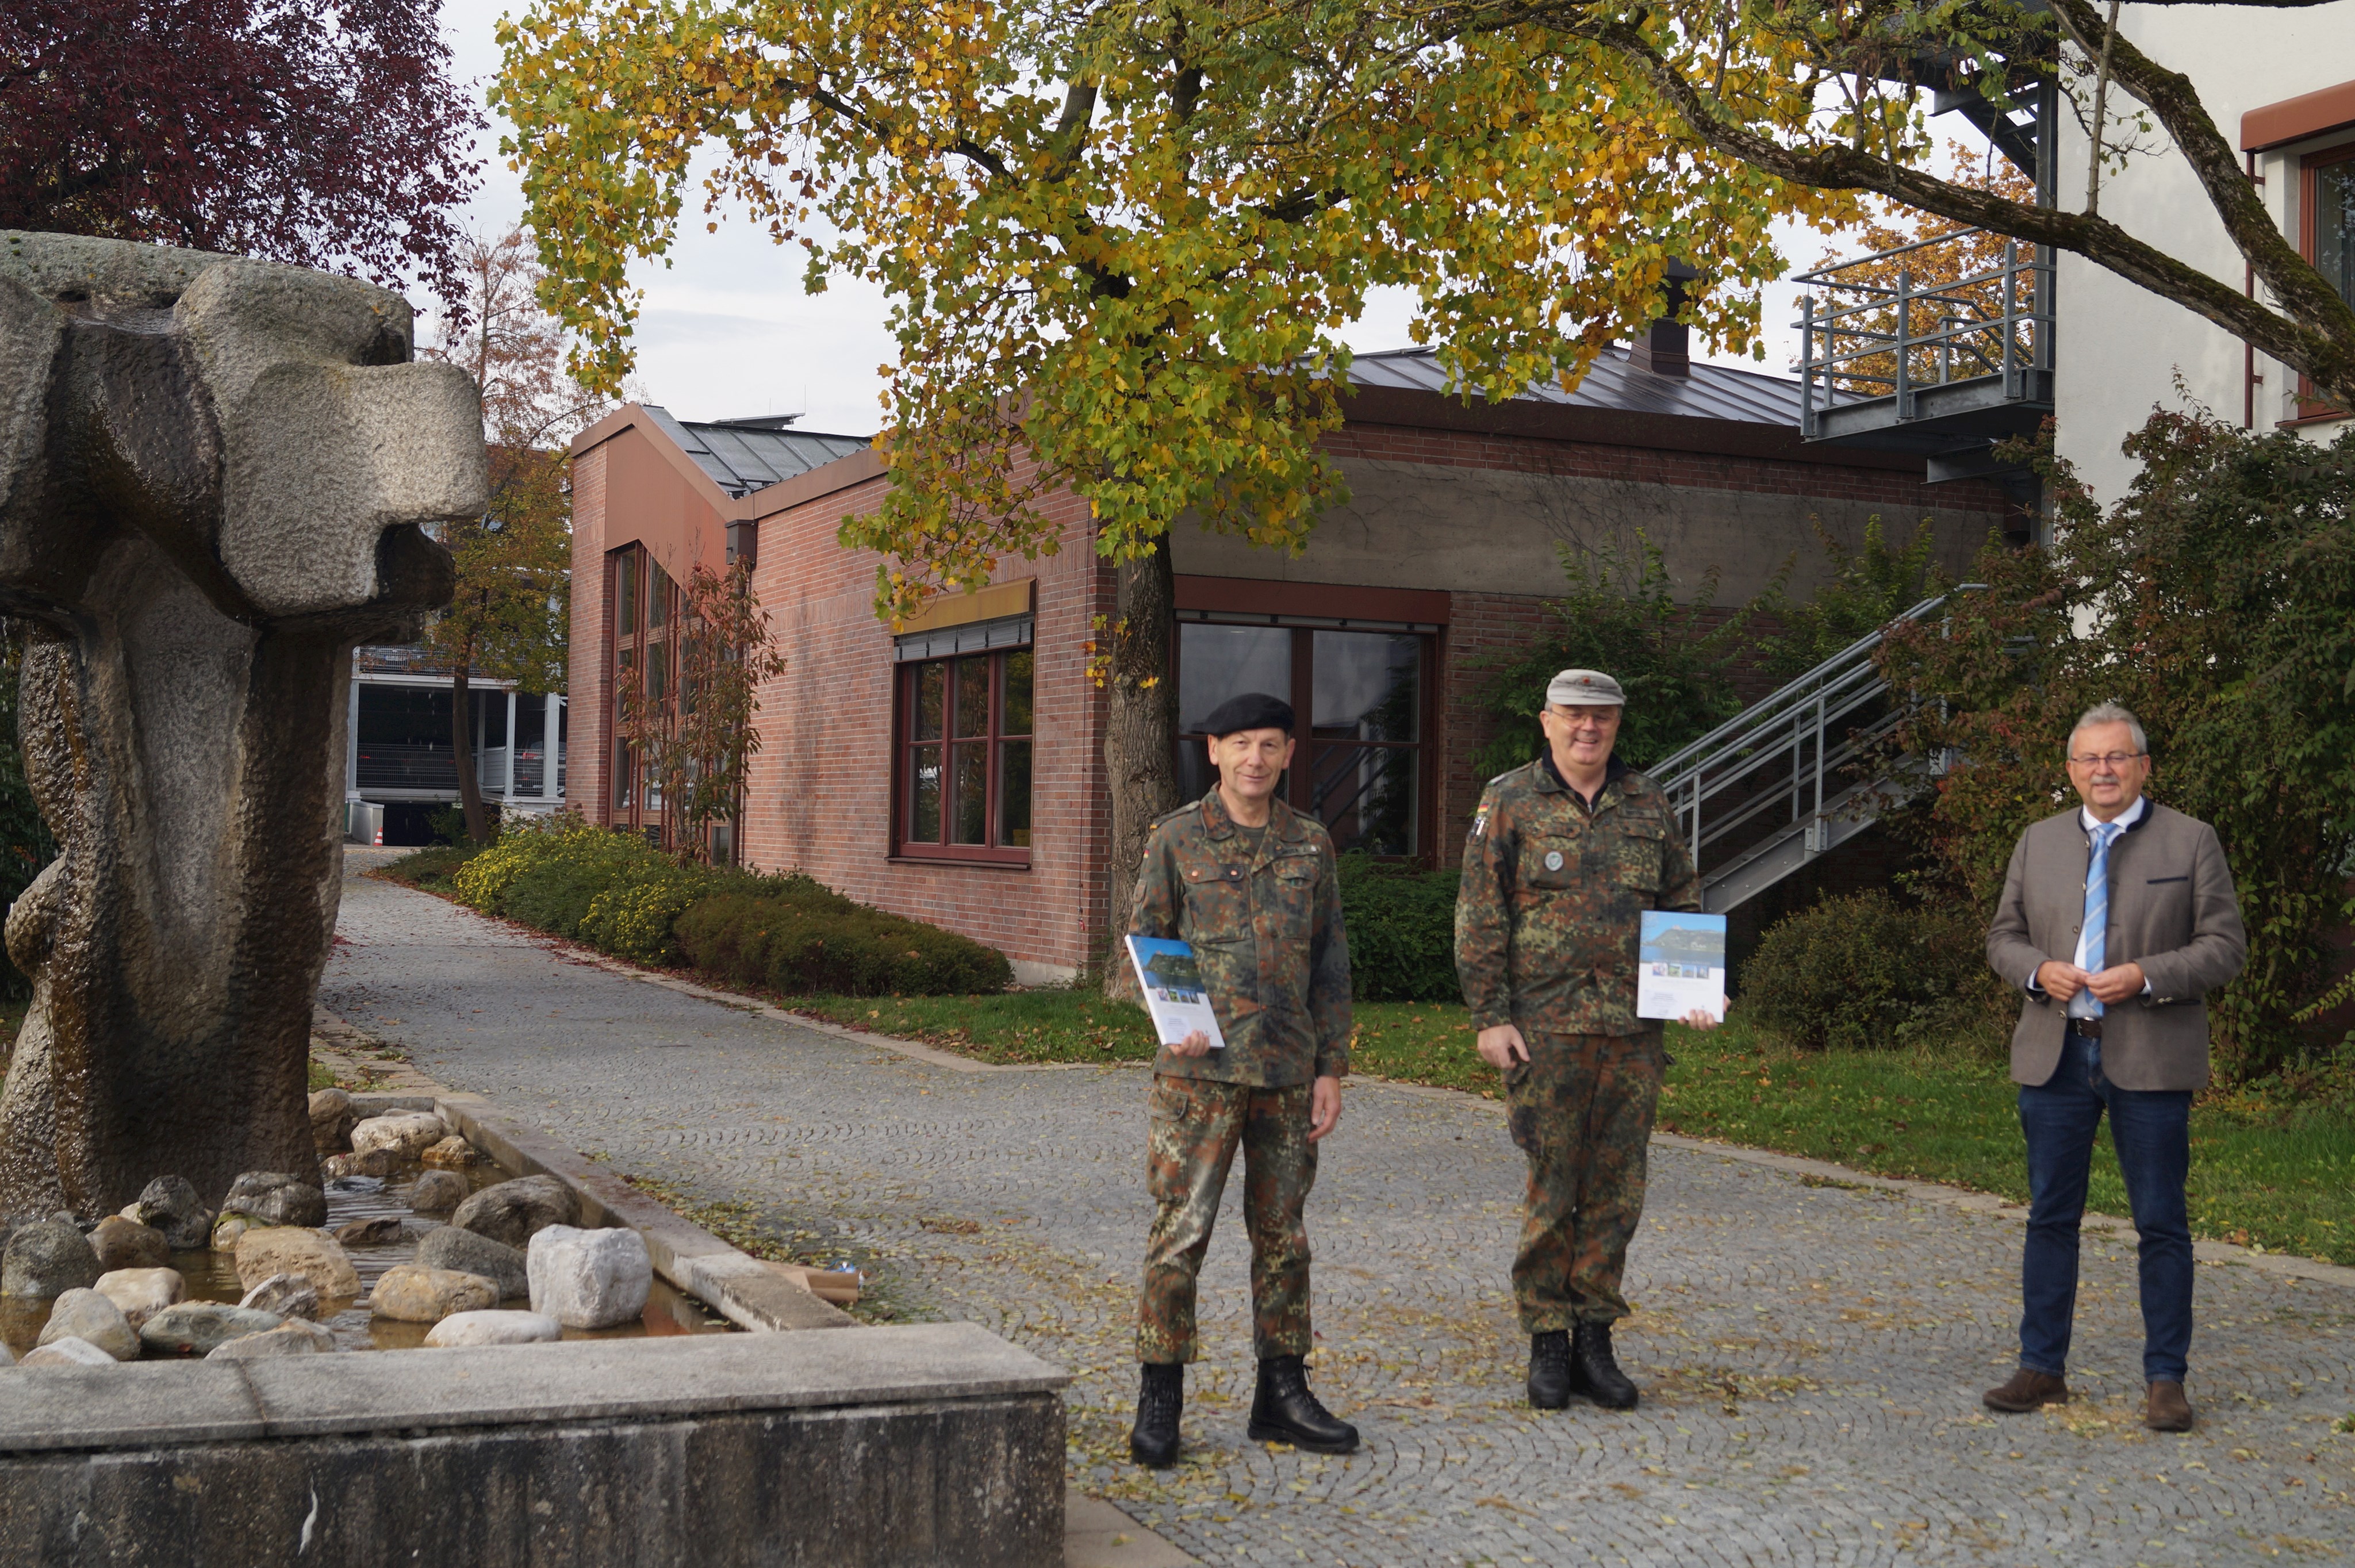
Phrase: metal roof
[
  {"left": 1344, "top": 345, "right": 1805, "bottom": 427},
  {"left": 643, "top": 407, "right": 872, "bottom": 498}
]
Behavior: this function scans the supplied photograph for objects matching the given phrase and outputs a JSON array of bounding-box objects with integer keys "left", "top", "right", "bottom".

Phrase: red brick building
[{"left": 568, "top": 347, "right": 2014, "bottom": 982}]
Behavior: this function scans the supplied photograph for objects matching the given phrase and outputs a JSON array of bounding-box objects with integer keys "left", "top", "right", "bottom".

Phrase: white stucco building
[{"left": 2050, "top": 5, "right": 2355, "bottom": 504}]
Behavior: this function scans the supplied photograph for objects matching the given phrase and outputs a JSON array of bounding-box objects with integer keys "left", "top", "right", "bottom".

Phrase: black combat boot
[
  {"left": 1568, "top": 1321, "right": 1639, "bottom": 1410},
  {"left": 1247, "top": 1354, "right": 1360, "bottom": 1453},
  {"left": 1130, "top": 1362, "right": 1184, "bottom": 1467},
  {"left": 1526, "top": 1330, "right": 1571, "bottom": 1409}
]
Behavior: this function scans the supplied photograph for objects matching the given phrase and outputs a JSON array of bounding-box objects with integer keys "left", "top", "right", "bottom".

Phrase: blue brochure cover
[
  {"left": 1637, "top": 911, "right": 1728, "bottom": 1022},
  {"left": 1125, "top": 935, "right": 1226, "bottom": 1050}
]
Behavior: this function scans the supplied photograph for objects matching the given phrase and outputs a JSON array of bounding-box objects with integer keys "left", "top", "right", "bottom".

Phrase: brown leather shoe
[
  {"left": 1982, "top": 1368, "right": 2070, "bottom": 1412},
  {"left": 2145, "top": 1381, "right": 2195, "bottom": 1432}
]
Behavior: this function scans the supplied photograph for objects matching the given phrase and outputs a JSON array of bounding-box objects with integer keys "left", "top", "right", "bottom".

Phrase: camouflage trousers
[
  {"left": 1137, "top": 1074, "right": 1317, "bottom": 1364},
  {"left": 1505, "top": 1030, "right": 1662, "bottom": 1332}
]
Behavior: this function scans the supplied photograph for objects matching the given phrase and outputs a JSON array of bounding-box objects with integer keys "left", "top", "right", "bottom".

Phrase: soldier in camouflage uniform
[
  {"left": 1123, "top": 691, "right": 1359, "bottom": 1466},
  {"left": 1456, "top": 668, "right": 1716, "bottom": 1413}
]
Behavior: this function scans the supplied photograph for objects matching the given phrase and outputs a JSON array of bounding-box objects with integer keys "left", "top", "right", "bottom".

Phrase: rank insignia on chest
[{"left": 1543, "top": 850, "right": 1564, "bottom": 871}]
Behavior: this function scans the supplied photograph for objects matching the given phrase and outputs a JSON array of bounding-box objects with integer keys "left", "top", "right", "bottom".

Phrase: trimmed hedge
[
  {"left": 677, "top": 884, "right": 1011, "bottom": 997},
  {"left": 451, "top": 816, "right": 1009, "bottom": 993},
  {"left": 1738, "top": 891, "right": 2009, "bottom": 1052},
  {"left": 1336, "top": 852, "right": 1462, "bottom": 1003}
]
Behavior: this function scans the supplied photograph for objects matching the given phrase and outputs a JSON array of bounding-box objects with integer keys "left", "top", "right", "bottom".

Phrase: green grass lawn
[{"left": 793, "top": 991, "right": 2355, "bottom": 1267}]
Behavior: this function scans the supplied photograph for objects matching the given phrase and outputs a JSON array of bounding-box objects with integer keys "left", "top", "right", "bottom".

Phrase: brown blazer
[{"left": 1985, "top": 800, "right": 2246, "bottom": 1092}]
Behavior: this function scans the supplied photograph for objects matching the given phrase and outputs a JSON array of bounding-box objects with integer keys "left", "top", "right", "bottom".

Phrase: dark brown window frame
[
  {"left": 2293, "top": 139, "right": 2355, "bottom": 424},
  {"left": 1169, "top": 577, "right": 1449, "bottom": 866},
  {"left": 891, "top": 635, "right": 1035, "bottom": 868}
]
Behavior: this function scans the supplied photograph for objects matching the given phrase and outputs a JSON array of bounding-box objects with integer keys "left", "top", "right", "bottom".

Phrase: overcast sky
[{"left": 439, "top": 1, "right": 1813, "bottom": 435}]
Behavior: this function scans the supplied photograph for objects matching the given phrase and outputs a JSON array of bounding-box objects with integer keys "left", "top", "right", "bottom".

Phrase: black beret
[{"left": 1199, "top": 692, "right": 1295, "bottom": 737}]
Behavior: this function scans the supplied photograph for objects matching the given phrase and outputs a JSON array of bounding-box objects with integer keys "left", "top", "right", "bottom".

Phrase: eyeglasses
[{"left": 2066, "top": 751, "right": 2145, "bottom": 769}]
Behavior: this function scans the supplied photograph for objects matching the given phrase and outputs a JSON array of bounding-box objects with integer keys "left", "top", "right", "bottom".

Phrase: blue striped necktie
[{"left": 2082, "top": 822, "right": 2123, "bottom": 1015}]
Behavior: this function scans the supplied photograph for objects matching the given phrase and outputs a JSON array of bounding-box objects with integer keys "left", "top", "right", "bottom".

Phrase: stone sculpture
[{"left": 0, "top": 232, "right": 481, "bottom": 1218}]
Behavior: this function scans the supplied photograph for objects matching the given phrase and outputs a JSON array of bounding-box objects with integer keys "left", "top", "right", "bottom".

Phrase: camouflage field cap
[{"left": 1546, "top": 668, "right": 1625, "bottom": 707}]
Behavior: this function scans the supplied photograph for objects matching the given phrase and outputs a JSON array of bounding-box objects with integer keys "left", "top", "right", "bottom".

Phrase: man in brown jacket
[{"left": 1983, "top": 703, "right": 2246, "bottom": 1433}]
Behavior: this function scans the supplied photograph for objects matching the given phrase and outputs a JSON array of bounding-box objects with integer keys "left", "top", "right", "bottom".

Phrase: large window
[
  {"left": 1175, "top": 618, "right": 1432, "bottom": 857},
  {"left": 2300, "top": 144, "right": 2355, "bottom": 420},
  {"left": 896, "top": 645, "right": 1034, "bottom": 862},
  {"left": 607, "top": 546, "right": 683, "bottom": 841}
]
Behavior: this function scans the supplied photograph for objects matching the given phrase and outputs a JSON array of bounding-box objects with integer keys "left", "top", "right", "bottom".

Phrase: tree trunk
[
  {"left": 1100, "top": 532, "right": 1182, "bottom": 994},
  {"left": 450, "top": 649, "right": 491, "bottom": 844}
]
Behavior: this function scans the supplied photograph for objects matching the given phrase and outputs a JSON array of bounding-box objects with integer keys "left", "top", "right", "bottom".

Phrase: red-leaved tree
[{"left": 0, "top": 0, "right": 480, "bottom": 304}]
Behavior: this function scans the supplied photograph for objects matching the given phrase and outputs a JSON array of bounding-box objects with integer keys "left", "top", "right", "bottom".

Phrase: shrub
[
  {"left": 1739, "top": 891, "right": 2008, "bottom": 1053},
  {"left": 676, "top": 881, "right": 1011, "bottom": 996},
  {"left": 579, "top": 867, "right": 709, "bottom": 965},
  {"left": 1336, "top": 852, "right": 1462, "bottom": 1002},
  {"left": 451, "top": 816, "right": 1012, "bottom": 992}
]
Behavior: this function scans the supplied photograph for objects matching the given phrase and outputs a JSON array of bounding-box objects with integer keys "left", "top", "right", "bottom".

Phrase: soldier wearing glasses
[{"left": 1455, "top": 668, "right": 1713, "bottom": 1414}]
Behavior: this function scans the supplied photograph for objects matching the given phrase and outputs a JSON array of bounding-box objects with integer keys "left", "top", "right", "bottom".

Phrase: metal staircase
[{"left": 1648, "top": 589, "right": 1978, "bottom": 913}]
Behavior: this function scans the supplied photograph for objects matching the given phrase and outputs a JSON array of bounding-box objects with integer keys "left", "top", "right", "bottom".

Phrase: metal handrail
[
  {"left": 1650, "top": 588, "right": 1980, "bottom": 875},
  {"left": 1796, "top": 227, "right": 2052, "bottom": 436}
]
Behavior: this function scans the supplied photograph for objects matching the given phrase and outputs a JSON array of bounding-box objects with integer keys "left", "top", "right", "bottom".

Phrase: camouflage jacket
[
  {"left": 1124, "top": 791, "right": 1352, "bottom": 1087},
  {"left": 1455, "top": 756, "right": 1702, "bottom": 1036}
]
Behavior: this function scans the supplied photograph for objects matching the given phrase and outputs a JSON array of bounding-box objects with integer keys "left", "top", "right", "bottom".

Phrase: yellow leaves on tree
[{"left": 493, "top": 0, "right": 1857, "bottom": 624}]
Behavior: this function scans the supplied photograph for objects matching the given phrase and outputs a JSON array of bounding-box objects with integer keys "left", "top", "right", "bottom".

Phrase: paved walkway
[{"left": 323, "top": 857, "right": 2355, "bottom": 1566}]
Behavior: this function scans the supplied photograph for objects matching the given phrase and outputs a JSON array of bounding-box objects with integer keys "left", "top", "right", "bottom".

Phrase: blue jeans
[{"left": 2017, "top": 1031, "right": 2195, "bottom": 1383}]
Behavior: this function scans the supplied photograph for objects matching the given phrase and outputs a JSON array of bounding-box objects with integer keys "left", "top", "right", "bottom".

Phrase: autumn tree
[
  {"left": 496, "top": 0, "right": 1854, "bottom": 963},
  {"left": 1458, "top": 0, "right": 2355, "bottom": 412},
  {"left": 0, "top": 0, "right": 480, "bottom": 305},
  {"left": 422, "top": 231, "right": 606, "bottom": 844},
  {"left": 617, "top": 561, "right": 788, "bottom": 865}
]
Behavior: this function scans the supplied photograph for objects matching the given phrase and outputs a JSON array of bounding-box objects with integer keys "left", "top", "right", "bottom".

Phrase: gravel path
[{"left": 323, "top": 857, "right": 2355, "bottom": 1567}]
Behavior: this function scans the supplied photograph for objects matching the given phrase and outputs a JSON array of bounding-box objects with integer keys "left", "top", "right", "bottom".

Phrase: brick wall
[
  {"left": 737, "top": 469, "right": 1112, "bottom": 977},
  {"left": 567, "top": 443, "right": 610, "bottom": 821}
]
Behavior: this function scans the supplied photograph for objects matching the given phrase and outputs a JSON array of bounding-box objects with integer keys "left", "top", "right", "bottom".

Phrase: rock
[
  {"left": 1, "top": 1220, "right": 101, "bottom": 1299},
  {"left": 350, "top": 1112, "right": 447, "bottom": 1157},
  {"left": 37, "top": 1287, "right": 140, "bottom": 1361},
  {"left": 369, "top": 1264, "right": 498, "bottom": 1323},
  {"left": 451, "top": 1174, "right": 577, "bottom": 1249},
  {"left": 206, "top": 1318, "right": 335, "bottom": 1359},
  {"left": 527, "top": 1226, "right": 652, "bottom": 1331},
  {"left": 323, "top": 1149, "right": 396, "bottom": 1179},
  {"left": 414, "top": 1225, "right": 528, "bottom": 1301},
  {"left": 210, "top": 1213, "right": 256, "bottom": 1251},
  {"left": 237, "top": 1272, "right": 321, "bottom": 1322},
  {"left": 94, "top": 1267, "right": 184, "bottom": 1329},
  {"left": 132, "top": 1176, "right": 212, "bottom": 1250},
  {"left": 420, "top": 1135, "right": 475, "bottom": 1170},
  {"left": 309, "top": 1087, "right": 355, "bottom": 1153},
  {"left": 422, "top": 1309, "right": 562, "bottom": 1348},
  {"left": 88, "top": 1216, "right": 170, "bottom": 1272},
  {"left": 220, "top": 1171, "right": 328, "bottom": 1228},
  {"left": 333, "top": 1216, "right": 404, "bottom": 1247},
  {"left": 20, "top": 1335, "right": 116, "bottom": 1368},
  {"left": 140, "top": 1303, "right": 285, "bottom": 1357},
  {"left": 408, "top": 1170, "right": 468, "bottom": 1212},
  {"left": 234, "top": 1228, "right": 359, "bottom": 1298}
]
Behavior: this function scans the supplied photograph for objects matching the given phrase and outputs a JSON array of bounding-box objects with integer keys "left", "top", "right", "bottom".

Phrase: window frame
[
  {"left": 1171, "top": 598, "right": 1444, "bottom": 865},
  {"left": 891, "top": 642, "right": 1036, "bottom": 867},
  {"left": 2294, "top": 139, "right": 2355, "bottom": 423}
]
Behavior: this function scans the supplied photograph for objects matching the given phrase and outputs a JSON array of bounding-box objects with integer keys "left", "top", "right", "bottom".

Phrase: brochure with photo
[
  {"left": 1636, "top": 911, "right": 1728, "bottom": 1023},
  {"left": 1125, "top": 935, "right": 1226, "bottom": 1051}
]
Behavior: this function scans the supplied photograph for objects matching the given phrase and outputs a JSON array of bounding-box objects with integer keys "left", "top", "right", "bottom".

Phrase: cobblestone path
[{"left": 323, "top": 861, "right": 2355, "bottom": 1566}]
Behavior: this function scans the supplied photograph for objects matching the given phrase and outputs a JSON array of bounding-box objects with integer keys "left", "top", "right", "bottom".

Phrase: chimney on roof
[{"left": 1629, "top": 258, "right": 1700, "bottom": 378}]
